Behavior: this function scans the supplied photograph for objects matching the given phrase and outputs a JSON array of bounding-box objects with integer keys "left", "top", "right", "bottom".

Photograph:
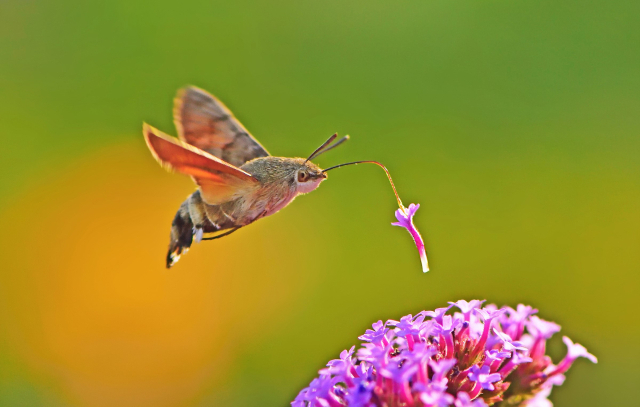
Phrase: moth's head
[
  {"left": 293, "top": 158, "right": 327, "bottom": 194},
  {"left": 290, "top": 132, "right": 351, "bottom": 193}
]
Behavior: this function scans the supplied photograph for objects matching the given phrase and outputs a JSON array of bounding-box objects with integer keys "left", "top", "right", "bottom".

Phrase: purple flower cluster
[{"left": 292, "top": 300, "right": 596, "bottom": 407}]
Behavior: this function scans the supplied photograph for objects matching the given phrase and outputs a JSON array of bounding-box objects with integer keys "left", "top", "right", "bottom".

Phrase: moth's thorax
[
  {"left": 241, "top": 157, "right": 294, "bottom": 182},
  {"left": 238, "top": 156, "right": 326, "bottom": 219},
  {"left": 241, "top": 156, "right": 326, "bottom": 191}
]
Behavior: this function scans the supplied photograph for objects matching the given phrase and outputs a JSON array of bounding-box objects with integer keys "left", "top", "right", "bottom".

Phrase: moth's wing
[
  {"left": 143, "top": 123, "right": 260, "bottom": 205},
  {"left": 173, "top": 86, "right": 270, "bottom": 167}
]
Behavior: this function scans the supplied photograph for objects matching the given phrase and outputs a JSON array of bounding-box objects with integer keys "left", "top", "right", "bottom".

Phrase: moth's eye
[{"left": 298, "top": 170, "right": 309, "bottom": 182}]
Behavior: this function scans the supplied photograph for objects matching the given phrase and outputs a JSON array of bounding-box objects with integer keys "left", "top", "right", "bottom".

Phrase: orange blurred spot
[{"left": 0, "top": 141, "right": 310, "bottom": 406}]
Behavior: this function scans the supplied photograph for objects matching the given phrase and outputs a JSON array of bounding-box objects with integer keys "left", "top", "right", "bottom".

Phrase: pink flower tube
[{"left": 392, "top": 203, "right": 429, "bottom": 273}]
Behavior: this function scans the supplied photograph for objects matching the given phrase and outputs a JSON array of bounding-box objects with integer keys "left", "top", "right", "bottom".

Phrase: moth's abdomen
[
  {"left": 166, "top": 199, "right": 194, "bottom": 268},
  {"left": 166, "top": 191, "right": 237, "bottom": 268}
]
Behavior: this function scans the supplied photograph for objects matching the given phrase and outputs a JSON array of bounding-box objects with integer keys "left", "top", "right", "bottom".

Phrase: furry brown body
[
  {"left": 168, "top": 157, "right": 325, "bottom": 267},
  {"left": 144, "top": 86, "right": 339, "bottom": 268}
]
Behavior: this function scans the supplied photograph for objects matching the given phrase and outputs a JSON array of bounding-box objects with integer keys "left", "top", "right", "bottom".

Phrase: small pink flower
[
  {"left": 392, "top": 203, "right": 429, "bottom": 273},
  {"left": 547, "top": 336, "right": 597, "bottom": 376}
]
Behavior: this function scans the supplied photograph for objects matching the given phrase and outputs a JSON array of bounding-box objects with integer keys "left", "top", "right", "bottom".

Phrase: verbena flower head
[{"left": 293, "top": 300, "right": 596, "bottom": 407}]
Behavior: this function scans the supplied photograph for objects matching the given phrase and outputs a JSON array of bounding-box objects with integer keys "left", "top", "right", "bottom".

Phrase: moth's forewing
[
  {"left": 174, "top": 86, "right": 270, "bottom": 167},
  {"left": 144, "top": 124, "right": 259, "bottom": 205}
]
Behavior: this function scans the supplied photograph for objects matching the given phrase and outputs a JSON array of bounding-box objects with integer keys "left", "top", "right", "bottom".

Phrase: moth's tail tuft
[{"left": 166, "top": 203, "right": 194, "bottom": 268}]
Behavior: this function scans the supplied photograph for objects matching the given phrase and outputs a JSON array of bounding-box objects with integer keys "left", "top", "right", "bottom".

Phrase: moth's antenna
[
  {"left": 313, "top": 135, "right": 349, "bottom": 158},
  {"left": 323, "top": 161, "right": 404, "bottom": 210},
  {"left": 305, "top": 133, "right": 337, "bottom": 163}
]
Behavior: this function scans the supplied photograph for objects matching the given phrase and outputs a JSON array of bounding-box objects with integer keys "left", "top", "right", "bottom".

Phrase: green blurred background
[{"left": 0, "top": 0, "right": 638, "bottom": 406}]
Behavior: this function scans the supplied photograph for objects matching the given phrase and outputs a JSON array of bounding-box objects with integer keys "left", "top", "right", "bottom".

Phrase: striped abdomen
[{"left": 166, "top": 190, "right": 239, "bottom": 268}]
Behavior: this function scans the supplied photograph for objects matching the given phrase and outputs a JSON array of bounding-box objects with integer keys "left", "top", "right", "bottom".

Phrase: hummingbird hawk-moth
[{"left": 144, "top": 86, "right": 350, "bottom": 268}]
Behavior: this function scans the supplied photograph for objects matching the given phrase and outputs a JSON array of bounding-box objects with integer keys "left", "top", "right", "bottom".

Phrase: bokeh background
[{"left": 1, "top": 1, "right": 638, "bottom": 406}]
